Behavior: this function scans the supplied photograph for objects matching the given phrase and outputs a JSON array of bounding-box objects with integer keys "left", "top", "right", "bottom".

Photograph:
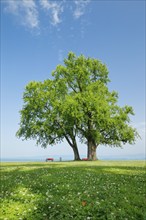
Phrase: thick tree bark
[
  {"left": 86, "top": 112, "right": 98, "bottom": 161},
  {"left": 72, "top": 142, "right": 81, "bottom": 160},
  {"left": 87, "top": 138, "right": 98, "bottom": 160},
  {"left": 65, "top": 134, "right": 81, "bottom": 161}
]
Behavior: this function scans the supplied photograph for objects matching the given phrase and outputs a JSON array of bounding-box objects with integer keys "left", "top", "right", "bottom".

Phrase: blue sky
[{"left": 1, "top": 0, "right": 145, "bottom": 160}]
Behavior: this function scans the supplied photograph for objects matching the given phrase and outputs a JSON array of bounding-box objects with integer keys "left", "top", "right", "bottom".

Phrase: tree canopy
[{"left": 16, "top": 52, "right": 139, "bottom": 160}]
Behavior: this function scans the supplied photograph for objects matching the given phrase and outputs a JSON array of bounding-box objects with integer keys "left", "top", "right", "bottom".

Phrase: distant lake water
[{"left": 1, "top": 154, "right": 145, "bottom": 162}]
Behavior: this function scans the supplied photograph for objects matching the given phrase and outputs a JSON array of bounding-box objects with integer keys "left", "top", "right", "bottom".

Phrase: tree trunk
[
  {"left": 72, "top": 141, "right": 81, "bottom": 160},
  {"left": 87, "top": 139, "right": 98, "bottom": 160},
  {"left": 65, "top": 135, "right": 81, "bottom": 160}
]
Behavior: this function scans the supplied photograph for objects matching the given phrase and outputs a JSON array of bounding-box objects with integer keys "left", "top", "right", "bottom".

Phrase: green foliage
[
  {"left": 1, "top": 161, "right": 146, "bottom": 219},
  {"left": 17, "top": 79, "right": 74, "bottom": 148},
  {"left": 17, "top": 52, "right": 139, "bottom": 159},
  {"left": 53, "top": 53, "right": 139, "bottom": 148}
]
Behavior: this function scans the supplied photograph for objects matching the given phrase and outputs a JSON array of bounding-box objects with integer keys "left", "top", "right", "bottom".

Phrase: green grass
[{"left": 0, "top": 161, "right": 146, "bottom": 220}]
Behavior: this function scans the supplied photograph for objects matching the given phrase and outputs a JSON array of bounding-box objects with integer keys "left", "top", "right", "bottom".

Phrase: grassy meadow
[{"left": 0, "top": 160, "right": 146, "bottom": 220}]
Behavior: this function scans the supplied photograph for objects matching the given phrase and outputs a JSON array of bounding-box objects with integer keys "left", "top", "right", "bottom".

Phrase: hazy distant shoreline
[{"left": 1, "top": 154, "right": 145, "bottom": 162}]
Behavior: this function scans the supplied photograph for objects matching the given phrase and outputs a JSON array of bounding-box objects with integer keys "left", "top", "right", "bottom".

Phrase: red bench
[
  {"left": 46, "top": 158, "right": 54, "bottom": 162},
  {"left": 82, "top": 158, "right": 88, "bottom": 161}
]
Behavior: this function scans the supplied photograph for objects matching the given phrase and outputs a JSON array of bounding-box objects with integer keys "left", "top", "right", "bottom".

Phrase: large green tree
[
  {"left": 16, "top": 79, "right": 81, "bottom": 160},
  {"left": 17, "top": 52, "right": 139, "bottom": 160},
  {"left": 52, "top": 52, "right": 139, "bottom": 160}
]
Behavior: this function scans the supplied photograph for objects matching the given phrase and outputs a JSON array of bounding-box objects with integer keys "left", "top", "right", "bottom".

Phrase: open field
[{"left": 0, "top": 161, "right": 146, "bottom": 220}]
